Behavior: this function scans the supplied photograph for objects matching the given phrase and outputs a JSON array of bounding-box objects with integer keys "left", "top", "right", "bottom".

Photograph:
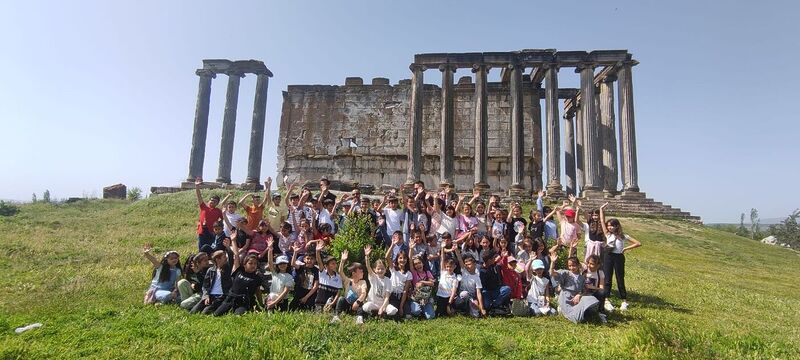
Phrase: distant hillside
[{"left": 0, "top": 192, "right": 798, "bottom": 359}]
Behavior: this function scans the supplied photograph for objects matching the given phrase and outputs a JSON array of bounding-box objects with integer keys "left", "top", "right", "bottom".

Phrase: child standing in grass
[
  {"left": 385, "top": 237, "right": 412, "bottom": 319},
  {"left": 600, "top": 203, "right": 641, "bottom": 312},
  {"left": 194, "top": 178, "right": 228, "bottom": 253},
  {"left": 143, "top": 245, "right": 182, "bottom": 305},
  {"left": 435, "top": 247, "right": 459, "bottom": 317}
]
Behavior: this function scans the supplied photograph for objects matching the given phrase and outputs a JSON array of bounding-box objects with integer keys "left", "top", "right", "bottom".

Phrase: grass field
[{"left": 0, "top": 192, "right": 798, "bottom": 359}]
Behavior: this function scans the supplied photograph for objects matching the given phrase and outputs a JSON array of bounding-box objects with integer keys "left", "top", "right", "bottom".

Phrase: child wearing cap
[
  {"left": 526, "top": 258, "right": 555, "bottom": 316},
  {"left": 265, "top": 238, "right": 294, "bottom": 311},
  {"left": 498, "top": 255, "right": 525, "bottom": 303},
  {"left": 550, "top": 195, "right": 583, "bottom": 259}
]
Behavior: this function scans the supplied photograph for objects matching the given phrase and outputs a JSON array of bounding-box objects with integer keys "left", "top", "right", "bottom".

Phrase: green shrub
[
  {"left": 331, "top": 213, "right": 380, "bottom": 264},
  {"left": 127, "top": 187, "right": 142, "bottom": 201},
  {"left": 0, "top": 201, "right": 19, "bottom": 216}
]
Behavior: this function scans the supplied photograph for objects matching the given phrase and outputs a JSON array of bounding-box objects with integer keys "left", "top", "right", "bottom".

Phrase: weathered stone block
[{"left": 103, "top": 184, "right": 126, "bottom": 200}]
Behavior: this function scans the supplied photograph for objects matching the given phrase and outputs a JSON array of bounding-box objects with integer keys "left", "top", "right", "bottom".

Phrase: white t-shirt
[
  {"left": 317, "top": 208, "right": 335, "bottom": 230},
  {"left": 437, "top": 212, "right": 456, "bottom": 237},
  {"left": 389, "top": 268, "right": 411, "bottom": 294},
  {"left": 459, "top": 269, "right": 483, "bottom": 297},
  {"left": 270, "top": 272, "right": 295, "bottom": 295},
  {"left": 224, "top": 211, "right": 243, "bottom": 236},
  {"left": 526, "top": 275, "right": 549, "bottom": 305},
  {"left": 437, "top": 272, "right": 460, "bottom": 298},
  {"left": 606, "top": 233, "right": 628, "bottom": 254},
  {"left": 367, "top": 273, "right": 391, "bottom": 304},
  {"left": 278, "top": 233, "right": 297, "bottom": 254},
  {"left": 583, "top": 269, "right": 605, "bottom": 291},
  {"left": 383, "top": 208, "right": 403, "bottom": 234}
]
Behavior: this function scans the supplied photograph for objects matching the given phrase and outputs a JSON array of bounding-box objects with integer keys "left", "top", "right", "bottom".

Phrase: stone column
[
  {"left": 216, "top": 70, "right": 244, "bottom": 184},
  {"left": 530, "top": 84, "right": 543, "bottom": 192},
  {"left": 472, "top": 64, "right": 489, "bottom": 191},
  {"left": 575, "top": 101, "right": 584, "bottom": 193},
  {"left": 244, "top": 72, "right": 271, "bottom": 188},
  {"left": 564, "top": 109, "right": 576, "bottom": 196},
  {"left": 544, "top": 64, "right": 563, "bottom": 195},
  {"left": 439, "top": 64, "right": 455, "bottom": 188},
  {"left": 509, "top": 63, "right": 525, "bottom": 194},
  {"left": 186, "top": 69, "right": 216, "bottom": 182},
  {"left": 599, "top": 75, "right": 618, "bottom": 194},
  {"left": 617, "top": 62, "right": 640, "bottom": 192},
  {"left": 578, "top": 63, "right": 601, "bottom": 193},
  {"left": 407, "top": 64, "right": 424, "bottom": 184}
]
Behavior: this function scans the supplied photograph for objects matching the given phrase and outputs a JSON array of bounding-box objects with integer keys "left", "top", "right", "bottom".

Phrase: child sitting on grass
[
  {"left": 359, "top": 245, "right": 397, "bottom": 319},
  {"left": 213, "top": 231, "right": 265, "bottom": 316},
  {"left": 331, "top": 250, "right": 368, "bottom": 324},
  {"left": 265, "top": 238, "right": 294, "bottom": 311},
  {"left": 143, "top": 244, "right": 181, "bottom": 305}
]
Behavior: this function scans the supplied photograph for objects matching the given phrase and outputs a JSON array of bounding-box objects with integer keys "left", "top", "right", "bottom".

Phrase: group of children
[{"left": 143, "top": 177, "right": 641, "bottom": 324}]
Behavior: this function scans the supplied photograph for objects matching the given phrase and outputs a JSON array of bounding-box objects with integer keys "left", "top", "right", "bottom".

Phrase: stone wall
[{"left": 277, "top": 77, "right": 543, "bottom": 192}]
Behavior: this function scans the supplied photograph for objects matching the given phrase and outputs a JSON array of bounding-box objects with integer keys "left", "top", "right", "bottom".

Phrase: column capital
[
  {"left": 438, "top": 64, "right": 457, "bottom": 72},
  {"left": 542, "top": 62, "right": 560, "bottom": 71},
  {"left": 196, "top": 69, "right": 216, "bottom": 78},
  {"left": 601, "top": 74, "right": 618, "bottom": 83},
  {"left": 616, "top": 60, "right": 640, "bottom": 67},
  {"left": 409, "top": 63, "right": 426, "bottom": 72},
  {"left": 575, "top": 62, "right": 597, "bottom": 72},
  {"left": 507, "top": 63, "right": 524, "bottom": 72},
  {"left": 225, "top": 69, "right": 245, "bottom": 78},
  {"left": 471, "top": 64, "right": 491, "bottom": 73}
]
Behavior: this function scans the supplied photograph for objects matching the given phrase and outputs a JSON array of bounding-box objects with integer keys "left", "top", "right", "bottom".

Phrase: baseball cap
[
  {"left": 275, "top": 255, "right": 290, "bottom": 265},
  {"left": 532, "top": 259, "right": 545, "bottom": 270}
]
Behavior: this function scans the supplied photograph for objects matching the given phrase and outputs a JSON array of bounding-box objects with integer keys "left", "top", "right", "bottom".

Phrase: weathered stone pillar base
[
  {"left": 473, "top": 182, "right": 490, "bottom": 195},
  {"left": 439, "top": 182, "right": 454, "bottom": 191},
  {"left": 619, "top": 190, "right": 645, "bottom": 200},
  {"left": 581, "top": 189, "right": 604, "bottom": 199},
  {"left": 239, "top": 183, "right": 264, "bottom": 191},
  {"left": 507, "top": 185, "right": 527, "bottom": 197},
  {"left": 603, "top": 190, "right": 620, "bottom": 198}
]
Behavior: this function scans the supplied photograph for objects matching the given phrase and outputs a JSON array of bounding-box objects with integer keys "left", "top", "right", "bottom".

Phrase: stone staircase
[{"left": 573, "top": 192, "right": 701, "bottom": 223}]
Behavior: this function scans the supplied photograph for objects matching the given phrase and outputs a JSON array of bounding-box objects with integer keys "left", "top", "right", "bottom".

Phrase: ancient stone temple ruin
[
  {"left": 153, "top": 59, "right": 273, "bottom": 194},
  {"left": 277, "top": 49, "right": 698, "bottom": 220}
]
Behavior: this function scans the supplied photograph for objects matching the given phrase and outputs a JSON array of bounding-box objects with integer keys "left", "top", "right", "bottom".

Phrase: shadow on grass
[{"left": 625, "top": 291, "right": 693, "bottom": 314}]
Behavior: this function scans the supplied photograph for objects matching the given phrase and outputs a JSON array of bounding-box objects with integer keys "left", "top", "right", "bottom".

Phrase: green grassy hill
[{"left": 0, "top": 192, "right": 798, "bottom": 359}]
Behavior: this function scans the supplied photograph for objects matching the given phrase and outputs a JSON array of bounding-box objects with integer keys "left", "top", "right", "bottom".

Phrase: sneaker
[
  {"left": 604, "top": 300, "right": 615, "bottom": 312},
  {"left": 599, "top": 313, "right": 608, "bottom": 324},
  {"left": 330, "top": 315, "right": 341, "bottom": 323},
  {"left": 620, "top": 301, "right": 629, "bottom": 311},
  {"left": 355, "top": 316, "right": 364, "bottom": 325}
]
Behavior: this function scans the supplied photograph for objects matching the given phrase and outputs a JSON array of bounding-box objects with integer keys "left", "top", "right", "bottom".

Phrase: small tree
[
  {"left": 769, "top": 209, "right": 800, "bottom": 248},
  {"left": 331, "top": 213, "right": 380, "bottom": 264},
  {"left": 127, "top": 187, "right": 142, "bottom": 201},
  {"left": 31, "top": 193, "right": 37, "bottom": 203},
  {"left": 735, "top": 213, "right": 749, "bottom": 237},
  {"left": 42, "top": 190, "right": 51, "bottom": 203},
  {"left": 750, "top": 208, "right": 760, "bottom": 240}
]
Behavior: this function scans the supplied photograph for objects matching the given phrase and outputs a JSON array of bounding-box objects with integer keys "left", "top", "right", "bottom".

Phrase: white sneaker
[
  {"left": 604, "top": 300, "right": 615, "bottom": 312},
  {"left": 355, "top": 316, "right": 364, "bottom": 325},
  {"left": 620, "top": 301, "right": 629, "bottom": 311},
  {"left": 599, "top": 313, "right": 608, "bottom": 324},
  {"left": 330, "top": 315, "right": 341, "bottom": 323}
]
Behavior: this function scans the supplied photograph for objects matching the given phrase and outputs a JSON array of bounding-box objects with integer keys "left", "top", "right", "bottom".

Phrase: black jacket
[{"left": 201, "top": 249, "right": 233, "bottom": 297}]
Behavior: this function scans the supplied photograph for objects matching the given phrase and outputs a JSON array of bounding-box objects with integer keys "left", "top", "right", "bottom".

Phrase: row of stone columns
[
  {"left": 186, "top": 66, "right": 272, "bottom": 188},
  {"left": 561, "top": 62, "right": 639, "bottom": 196},
  {"left": 405, "top": 60, "right": 639, "bottom": 196}
]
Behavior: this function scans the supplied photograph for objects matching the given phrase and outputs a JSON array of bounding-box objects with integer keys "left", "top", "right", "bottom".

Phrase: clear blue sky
[{"left": 1, "top": 0, "right": 797, "bottom": 223}]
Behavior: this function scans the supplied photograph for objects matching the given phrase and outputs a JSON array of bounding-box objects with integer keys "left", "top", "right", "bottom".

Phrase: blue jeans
[
  {"left": 407, "top": 301, "right": 435, "bottom": 319},
  {"left": 481, "top": 286, "right": 511, "bottom": 310}
]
